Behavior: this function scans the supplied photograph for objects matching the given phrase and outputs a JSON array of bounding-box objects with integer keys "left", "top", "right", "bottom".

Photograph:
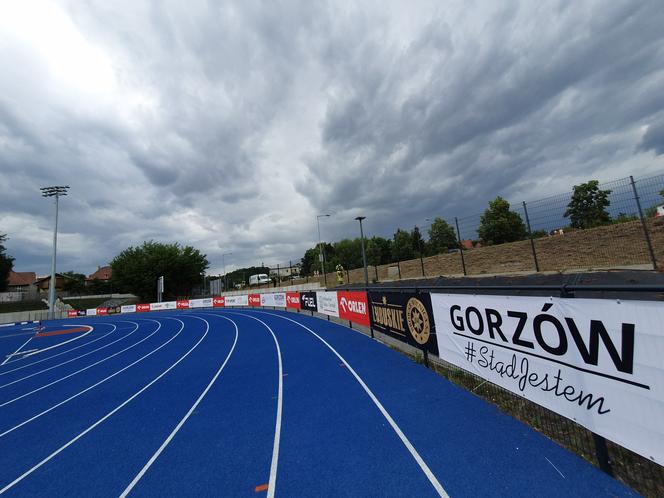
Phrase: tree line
[{"left": 298, "top": 180, "right": 664, "bottom": 276}]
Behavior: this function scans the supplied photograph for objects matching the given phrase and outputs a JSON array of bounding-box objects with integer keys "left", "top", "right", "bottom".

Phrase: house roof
[
  {"left": 35, "top": 273, "right": 75, "bottom": 283},
  {"left": 87, "top": 265, "right": 112, "bottom": 281},
  {"left": 7, "top": 271, "right": 36, "bottom": 287}
]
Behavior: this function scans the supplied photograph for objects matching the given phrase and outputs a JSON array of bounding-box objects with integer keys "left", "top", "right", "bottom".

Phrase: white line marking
[
  {"left": 0, "top": 317, "right": 207, "bottom": 494},
  {"left": 119, "top": 315, "right": 238, "bottom": 497},
  {"left": 227, "top": 312, "right": 283, "bottom": 498},
  {"left": 0, "top": 323, "right": 118, "bottom": 376},
  {"left": 1, "top": 336, "right": 34, "bottom": 366},
  {"left": 20, "top": 325, "right": 94, "bottom": 358},
  {"left": 254, "top": 310, "right": 449, "bottom": 498},
  {"left": 544, "top": 456, "right": 565, "bottom": 478},
  {"left": 0, "top": 320, "right": 164, "bottom": 437},
  {"left": 0, "top": 324, "right": 130, "bottom": 389},
  {"left": 0, "top": 322, "right": 155, "bottom": 407}
]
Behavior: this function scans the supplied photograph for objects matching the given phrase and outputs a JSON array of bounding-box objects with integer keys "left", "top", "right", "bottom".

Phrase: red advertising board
[
  {"left": 137, "top": 304, "right": 150, "bottom": 312},
  {"left": 68, "top": 310, "right": 78, "bottom": 318},
  {"left": 248, "top": 294, "right": 261, "bottom": 307},
  {"left": 213, "top": 296, "right": 225, "bottom": 308},
  {"left": 337, "top": 291, "right": 370, "bottom": 326},
  {"left": 286, "top": 292, "right": 301, "bottom": 309},
  {"left": 96, "top": 307, "right": 108, "bottom": 316},
  {"left": 177, "top": 300, "right": 190, "bottom": 309}
]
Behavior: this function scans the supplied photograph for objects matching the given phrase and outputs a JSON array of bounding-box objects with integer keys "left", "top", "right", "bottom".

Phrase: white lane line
[
  {"left": 20, "top": 325, "right": 94, "bottom": 359},
  {"left": 0, "top": 323, "right": 120, "bottom": 376},
  {"left": 255, "top": 310, "right": 449, "bottom": 498},
  {"left": 1, "top": 336, "right": 34, "bottom": 366},
  {"left": 0, "top": 321, "right": 156, "bottom": 407},
  {"left": 544, "top": 456, "right": 565, "bottom": 479},
  {"left": 0, "top": 323, "right": 134, "bottom": 389},
  {"left": 0, "top": 316, "right": 208, "bottom": 495},
  {"left": 0, "top": 320, "right": 164, "bottom": 437},
  {"left": 226, "top": 312, "right": 283, "bottom": 498},
  {"left": 119, "top": 315, "right": 238, "bottom": 497}
]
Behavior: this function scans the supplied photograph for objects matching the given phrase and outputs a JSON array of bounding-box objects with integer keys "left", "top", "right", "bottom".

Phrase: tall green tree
[
  {"left": 392, "top": 228, "right": 415, "bottom": 261},
  {"left": 0, "top": 233, "right": 15, "bottom": 292},
  {"left": 411, "top": 227, "right": 425, "bottom": 256},
  {"left": 62, "top": 271, "right": 87, "bottom": 296},
  {"left": 427, "top": 217, "right": 457, "bottom": 254},
  {"left": 332, "top": 238, "right": 363, "bottom": 269},
  {"left": 478, "top": 197, "right": 527, "bottom": 245},
  {"left": 366, "top": 236, "right": 392, "bottom": 266},
  {"left": 111, "top": 241, "right": 208, "bottom": 300},
  {"left": 564, "top": 180, "right": 612, "bottom": 229}
]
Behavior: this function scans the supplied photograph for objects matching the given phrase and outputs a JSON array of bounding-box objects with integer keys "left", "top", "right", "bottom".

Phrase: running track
[{"left": 0, "top": 309, "right": 637, "bottom": 497}]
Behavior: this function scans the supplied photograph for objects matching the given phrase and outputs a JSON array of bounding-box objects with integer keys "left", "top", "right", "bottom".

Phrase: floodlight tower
[{"left": 40, "top": 185, "right": 69, "bottom": 319}]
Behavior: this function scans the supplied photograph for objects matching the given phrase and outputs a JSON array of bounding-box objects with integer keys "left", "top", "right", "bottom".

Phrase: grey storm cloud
[{"left": 1, "top": 0, "right": 664, "bottom": 276}]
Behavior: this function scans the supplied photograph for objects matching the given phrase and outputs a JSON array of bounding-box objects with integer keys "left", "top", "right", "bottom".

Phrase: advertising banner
[
  {"left": 337, "top": 291, "right": 370, "bottom": 326},
  {"left": 316, "top": 291, "right": 339, "bottom": 317},
  {"left": 177, "top": 300, "right": 190, "bottom": 309},
  {"left": 137, "top": 304, "right": 151, "bottom": 313},
  {"left": 97, "top": 307, "right": 108, "bottom": 315},
  {"left": 189, "top": 298, "right": 213, "bottom": 308},
  {"left": 77, "top": 310, "right": 86, "bottom": 317},
  {"left": 260, "top": 293, "right": 286, "bottom": 308},
  {"left": 150, "top": 301, "right": 177, "bottom": 311},
  {"left": 107, "top": 306, "right": 121, "bottom": 315},
  {"left": 249, "top": 294, "right": 261, "bottom": 307},
  {"left": 430, "top": 293, "right": 664, "bottom": 465},
  {"left": 368, "top": 291, "right": 439, "bottom": 355},
  {"left": 121, "top": 305, "right": 136, "bottom": 314},
  {"left": 67, "top": 310, "right": 78, "bottom": 318},
  {"left": 87, "top": 308, "right": 97, "bottom": 316},
  {"left": 286, "top": 292, "right": 301, "bottom": 309},
  {"left": 225, "top": 295, "right": 249, "bottom": 307},
  {"left": 300, "top": 291, "right": 317, "bottom": 312},
  {"left": 213, "top": 296, "right": 225, "bottom": 308}
]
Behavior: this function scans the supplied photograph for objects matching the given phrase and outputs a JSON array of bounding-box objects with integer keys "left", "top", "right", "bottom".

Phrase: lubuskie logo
[{"left": 340, "top": 297, "right": 366, "bottom": 315}]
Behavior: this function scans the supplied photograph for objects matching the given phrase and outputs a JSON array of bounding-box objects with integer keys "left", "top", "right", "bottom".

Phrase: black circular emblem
[{"left": 406, "top": 297, "right": 430, "bottom": 345}]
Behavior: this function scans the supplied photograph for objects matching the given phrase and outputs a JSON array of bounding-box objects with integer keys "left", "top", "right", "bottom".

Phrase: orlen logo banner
[
  {"left": 337, "top": 291, "right": 370, "bottom": 327},
  {"left": 213, "top": 296, "right": 225, "bottom": 308},
  {"left": 137, "top": 304, "right": 151, "bottom": 312},
  {"left": 68, "top": 310, "right": 78, "bottom": 318},
  {"left": 96, "top": 307, "right": 108, "bottom": 316},
  {"left": 177, "top": 300, "right": 190, "bottom": 309},
  {"left": 249, "top": 294, "right": 261, "bottom": 307},
  {"left": 121, "top": 305, "right": 136, "bottom": 313},
  {"left": 286, "top": 292, "right": 300, "bottom": 309}
]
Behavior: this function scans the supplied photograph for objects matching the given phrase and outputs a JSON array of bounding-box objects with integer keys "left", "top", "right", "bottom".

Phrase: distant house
[
  {"left": 86, "top": 266, "right": 112, "bottom": 284},
  {"left": 6, "top": 271, "right": 37, "bottom": 294},
  {"left": 35, "top": 273, "right": 73, "bottom": 294}
]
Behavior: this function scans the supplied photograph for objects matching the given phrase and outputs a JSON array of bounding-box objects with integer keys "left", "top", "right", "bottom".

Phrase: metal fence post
[
  {"left": 630, "top": 176, "right": 657, "bottom": 270},
  {"left": 560, "top": 283, "right": 614, "bottom": 476},
  {"left": 522, "top": 201, "right": 540, "bottom": 272},
  {"left": 397, "top": 259, "right": 402, "bottom": 279},
  {"left": 454, "top": 217, "right": 467, "bottom": 276},
  {"left": 374, "top": 265, "right": 378, "bottom": 282}
]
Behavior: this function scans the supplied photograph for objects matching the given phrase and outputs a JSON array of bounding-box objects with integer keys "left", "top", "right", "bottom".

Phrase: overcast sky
[{"left": 1, "top": 0, "right": 663, "bottom": 276}]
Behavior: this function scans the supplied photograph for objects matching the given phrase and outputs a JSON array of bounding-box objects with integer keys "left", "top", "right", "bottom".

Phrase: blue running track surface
[{"left": 0, "top": 310, "right": 639, "bottom": 497}]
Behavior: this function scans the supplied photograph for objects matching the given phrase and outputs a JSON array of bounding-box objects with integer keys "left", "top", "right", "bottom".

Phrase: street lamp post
[
  {"left": 316, "top": 214, "right": 330, "bottom": 287},
  {"left": 222, "top": 252, "right": 232, "bottom": 292},
  {"left": 40, "top": 185, "right": 69, "bottom": 319},
  {"left": 355, "top": 216, "right": 369, "bottom": 287}
]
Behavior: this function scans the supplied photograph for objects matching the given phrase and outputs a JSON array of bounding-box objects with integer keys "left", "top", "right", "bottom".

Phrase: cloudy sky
[{"left": 1, "top": 0, "right": 663, "bottom": 276}]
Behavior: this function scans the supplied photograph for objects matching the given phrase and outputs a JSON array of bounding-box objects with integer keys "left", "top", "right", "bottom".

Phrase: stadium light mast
[
  {"left": 40, "top": 185, "right": 69, "bottom": 319},
  {"left": 316, "top": 214, "right": 331, "bottom": 287}
]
